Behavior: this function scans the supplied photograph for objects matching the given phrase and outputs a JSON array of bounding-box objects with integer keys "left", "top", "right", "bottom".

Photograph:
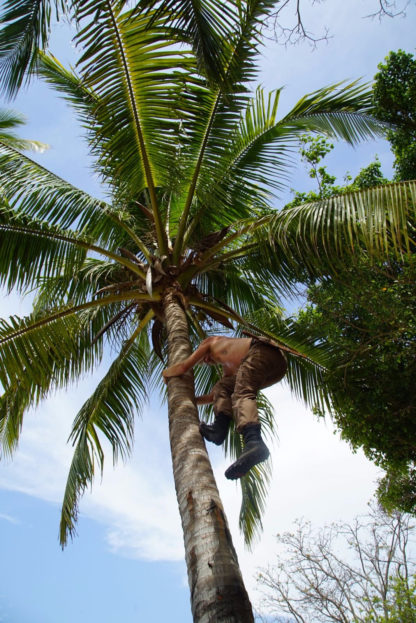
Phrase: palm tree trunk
[{"left": 163, "top": 289, "right": 254, "bottom": 623}]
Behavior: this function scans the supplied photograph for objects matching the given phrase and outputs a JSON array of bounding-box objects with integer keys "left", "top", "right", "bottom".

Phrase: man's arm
[
  {"left": 195, "top": 391, "right": 214, "bottom": 405},
  {"left": 162, "top": 338, "right": 215, "bottom": 380}
]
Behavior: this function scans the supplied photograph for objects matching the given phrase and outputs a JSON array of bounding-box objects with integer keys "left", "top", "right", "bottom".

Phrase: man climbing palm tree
[{"left": 163, "top": 335, "right": 287, "bottom": 479}]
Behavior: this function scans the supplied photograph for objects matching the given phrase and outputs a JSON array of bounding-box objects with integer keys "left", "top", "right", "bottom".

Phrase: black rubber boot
[
  {"left": 224, "top": 423, "right": 270, "bottom": 480},
  {"left": 199, "top": 413, "right": 230, "bottom": 445}
]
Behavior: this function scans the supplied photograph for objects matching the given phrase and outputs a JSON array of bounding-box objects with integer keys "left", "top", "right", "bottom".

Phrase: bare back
[{"left": 208, "top": 337, "right": 252, "bottom": 376}]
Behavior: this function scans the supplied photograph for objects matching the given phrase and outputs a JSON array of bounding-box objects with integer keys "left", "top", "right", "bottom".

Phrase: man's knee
[{"left": 232, "top": 396, "right": 259, "bottom": 431}]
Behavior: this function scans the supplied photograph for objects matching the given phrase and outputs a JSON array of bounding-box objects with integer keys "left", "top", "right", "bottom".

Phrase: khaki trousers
[{"left": 212, "top": 340, "right": 287, "bottom": 432}]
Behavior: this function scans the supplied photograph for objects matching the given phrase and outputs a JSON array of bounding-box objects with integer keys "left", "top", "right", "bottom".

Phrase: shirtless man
[{"left": 162, "top": 336, "right": 287, "bottom": 479}]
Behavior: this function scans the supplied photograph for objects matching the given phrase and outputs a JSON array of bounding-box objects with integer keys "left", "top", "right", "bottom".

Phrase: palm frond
[
  {"left": 172, "top": 0, "right": 275, "bottom": 255},
  {"left": 0, "top": 206, "right": 88, "bottom": 292},
  {"left": 191, "top": 82, "right": 386, "bottom": 236},
  {"left": 131, "top": 0, "right": 238, "bottom": 87},
  {"left": 74, "top": 1, "right": 210, "bottom": 251},
  {"left": 0, "top": 206, "right": 147, "bottom": 294},
  {"left": 0, "top": 108, "right": 47, "bottom": 151},
  {"left": 0, "top": 379, "right": 35, "bottom": 457},
  {"left": 283, "top": 80, "right": 386, "bottom": 144},
  {"left": 0, "top": 292, "right": 157, "bottom": 390},
  {"left": 59, "top": 313, "right": 153, "bottom": 545},
  {"left": 238, "top": 461, "right": 272, "bottom": 545},
  {"left": 32, "top": 258, "right": 126, "bottom": 309},
  {"left": 0, "top": 0, "right": 66, "bottom": 97},
  {"left": 0, "top": 306, "right": 104, "bottom": 458},
  {"left": 0, "top": 304, "right": 102, "bottom": 394},
  {"left": 0, "top": 142, "right": 135, "bottom": 249},
  {"left": 272, "top": 180, "right": 416, "bottom": 273}
]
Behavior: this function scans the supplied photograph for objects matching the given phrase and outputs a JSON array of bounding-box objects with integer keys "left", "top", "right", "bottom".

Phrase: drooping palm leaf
[
  {"left": 0, "top": 308, "right": 101, "bottom": 455},
  {"left": 0, "top": 207, "right": 87, "bottom": 292},
  {"left": 60, "top": 312, "right": 153, "bottom": 545},
  {"left": 0, "top": 207, "right": 147, "bottom": 295}
]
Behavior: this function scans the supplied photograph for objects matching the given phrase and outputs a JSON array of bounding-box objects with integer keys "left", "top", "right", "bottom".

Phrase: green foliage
[
  {"left": 373, "top": 49, "right": 416, "bottom": 181},
  {"left": 286, "top": 134, "right": 390, "bottom": 209},
  {"left": 297, "top": 254, "right": 416, "bottom": 469},
  {"left": 0, "top": 0, "right": 66, "bottom": 98}
]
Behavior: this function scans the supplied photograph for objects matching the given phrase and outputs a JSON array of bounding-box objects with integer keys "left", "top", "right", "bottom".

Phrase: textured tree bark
[{"left": 163, "top": 289, "right": 254, "bottom": 623}]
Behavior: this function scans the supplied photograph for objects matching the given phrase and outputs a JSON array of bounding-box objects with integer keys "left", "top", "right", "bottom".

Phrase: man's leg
[
  {"left": 200, "top": 375, "right": 235, "bottom": 445},
  {"left": 225, "top": 343, "right": 287, "bottom": 479}
]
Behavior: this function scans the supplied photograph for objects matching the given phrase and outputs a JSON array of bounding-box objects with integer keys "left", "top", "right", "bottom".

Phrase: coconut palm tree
[{"left": 0, "top": 1, "right": 415, "bottom": 621}]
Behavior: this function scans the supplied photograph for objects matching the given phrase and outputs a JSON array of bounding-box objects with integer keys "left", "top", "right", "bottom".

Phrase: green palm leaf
[
  {"left": 0, "top": 142, "right": 135, "bottom": 248},
  {"left": 74, "top": 1, "right": 206, "bottom": 251},
  {"left": 32, "top": 258, "right": 127, "bottom": 309},
  {"left": 0, "top": 378, "right": 37, "bottom": 457},
  {"left": 0, "top": 307, "right": 101, "bottom": 456},
  {"left": 191, "top": 83, "right": 386, "bottom": 236},
  {"left": 0, "top": 206, "right": 147, "bottom": 293},
  {"left": 0, "top": 293, "right": 156, "bottom": 394},
  {"left": 0, "top": 0, "right": 66, "bottom": 97},
  {"left": 132, "top": 0, "right": 240, "bottom": 87},
  {"left": 0, "top": 206, "right": 88, "bottom": 292},
  {"left": 272, "top": 180, "right": 416, "bottom": 273},
  {"left": 60, "top": 312, "right": 153, "bottom": 545},
  {"left": 172, "top": 0, "right": 276, "bottom": 254}
]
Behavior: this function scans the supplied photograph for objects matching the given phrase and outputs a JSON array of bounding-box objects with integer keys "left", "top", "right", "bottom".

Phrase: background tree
[
  {"left": 373, "top": 49, "right": 416, "bottom": 181},
  {"left": 0, "top": 3, "right": 415, "bottom": 621},
  {"left": 256, "top": 505, "right": 416, "bottom": 623}
]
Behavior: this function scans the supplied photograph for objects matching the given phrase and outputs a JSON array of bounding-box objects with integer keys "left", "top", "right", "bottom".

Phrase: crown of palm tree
[{"left": 0, "top": 0, "right": 415, "bottom": 547}]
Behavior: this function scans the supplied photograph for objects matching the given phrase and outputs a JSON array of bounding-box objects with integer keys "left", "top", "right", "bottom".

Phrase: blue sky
[{"left": 0, "top": 2, "right": 415, "bottom": 622}]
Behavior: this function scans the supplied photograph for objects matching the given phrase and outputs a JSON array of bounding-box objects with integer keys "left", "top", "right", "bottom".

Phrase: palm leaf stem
[
  {"left": 199, "top": 243, "right": 258, "bottom": 271},
  {"left": 180, "top": 243, "right": 258, "bottom": 288},
  {"left": 173, "top": 93, "right": 221, "bottom": 262},
  {"left": 113, "top": 220, "right": 152, "bottom": 263},
  {"left": 188, "top": 296, "right": 245, "bottom": 326},
  {"left": 106, "top": 0, "right": 167, "bottom": 255},
  {"left": 179, "top": 217, "right": 270, "bottom": 284},
  {"left": 173, "top": 0, "right": 264, "bottom": 261},
  {"left": 0, "top": 221, "right": 146, "bottom": 278},
  {"left": 199, "top": 215, "right": 271, "bottom": 262},
  {"left": 91, "top": 303, "right": 135, "bottom": 344},
  {"left": 186, "top": 309, "right": 206, "bottom": 340},
  {"left": 0, "top": 292, "right": 159, "bottom": 347}
]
